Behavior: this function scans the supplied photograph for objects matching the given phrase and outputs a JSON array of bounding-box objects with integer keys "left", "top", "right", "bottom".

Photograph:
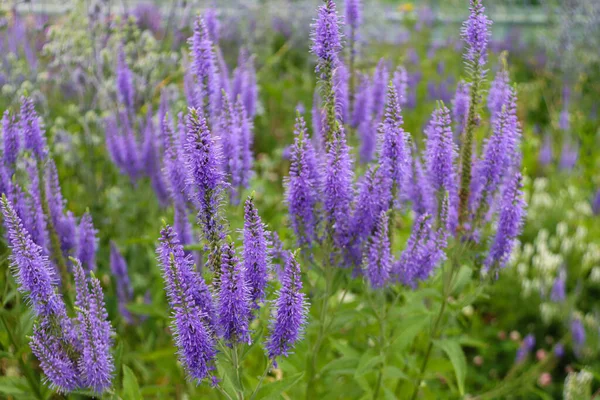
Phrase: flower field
[{"left": 0, "top": 0, "right": 599, "bottom": 398}]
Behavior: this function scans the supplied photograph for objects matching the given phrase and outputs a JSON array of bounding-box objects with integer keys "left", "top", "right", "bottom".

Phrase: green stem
[
  {"left": 232, "top": 345, "right": 244, "bottom": 400},
  {"left": 371, "top": 291, "right": 387, "bottom": 400},
  {"left": 215, "top": 383, "right": 235, "bottom": 400},
  {"left": 250, "top": 359, "right": 273, "bottom": 400}
]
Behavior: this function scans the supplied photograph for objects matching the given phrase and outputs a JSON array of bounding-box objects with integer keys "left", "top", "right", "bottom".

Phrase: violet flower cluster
[
  {"left": 0, "top": 99, "right": 114, "bottom": 393},
  {"left": 286, "top": 0, "right": 526, "bottom": 290},
  {"left": 157, "top": 111, "right": 307, "bottom": 385},
  {"left": 105, "top": 11, "right": 258, "bottom": 207}
]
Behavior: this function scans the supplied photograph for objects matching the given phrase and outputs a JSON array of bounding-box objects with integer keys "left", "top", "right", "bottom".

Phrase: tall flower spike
[
  {"left": 218, "top": 240, "right": 251, "bottom": 344},
  {"left": 371, "top": 59, "right": 389, "bottom": 122},
  {"left": 162, "top": 113, "right": 188, "bottom": 207},
  {"left": 266, "top": 252, "right": 307, "bottom": 359},
  {"left": 116, "top": 47, "right": 135, "bottom": 112},
  {"left": 312, "top": 0, "right": 342, "bottom": 76},
  {"left": 484, "top": 172, "right": 526, "bottom": 274},
  {"left": 458, "top": 0, "right": 492, "bottom": 226},
  {"left": 488, "top": 67, "right": 510, "bottom": 119},
  {"left": 286, "top": 114, "right": 320, "bottom": 247},
  {"left": 20, "top": 97, "right": 47, "bottom": 160},
  {"left": 217, "top": 92, "right": 242, "bottom": 199},
  {"left": 157, "top": 225, "right": 217, "bottom": 382},
  {"left": 380, "top": 82, "right": 410, "bottom": 205},
  {"left": 363, "top": 211, "right": 392, "bottom": 289},
  {"left": 30, "top": 319, "right": 80, "bottom": 392},
  {"left": 0, "top": 195, "right": 67, "bottom": 319},
  {"left": 189, "top": 15, "right": 220, "bottom": 122},
  {"left": 110, "top": 242, "right": 134, "bottom": 323},
  {"left": 2, "top": 111, "right": 20, "bottom": 169},
  {"left": 235, "top": 98, "right": 253, "bottom": 189},
  {"left": 452, "top": 81, "right": 470, "bottom": 138},
  {"left": 393, "top": 66, "right": 408, "bottom": 106},
  {"left": 243, "top": 196, "right": 269, "bottom": 309},
  {"left": 72, "top": 259, "right": 114, "bottom": 393},
  {"left": 25, "top": 159, "right": 49, "bottom": 252},
  {"left": 345, "top": 0, "right": 362, "bottom": 32},
  {"left": 77, "top": 212, "right": 98, "bottom": 271},
  {"left": 424, "top": 104, "right": 458, "bottom": 229},
  {"left": 324, "top": 127, "right": 354, "bottom": 258},
  {"left": 184, "top": 109, "right": 225, "bottom": 271}
]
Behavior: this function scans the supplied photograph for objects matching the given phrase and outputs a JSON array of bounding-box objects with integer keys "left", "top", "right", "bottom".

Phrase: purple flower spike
[
  {"left": 424, "top": 104, "right": 458, "bottom": 229},
  {"left": 452, "top": 81, "right": 470, "bottom": 137},
  {"left": 243, "top": 196, "right": 269, "bottom": 309},
  {"left": 72, "top": 259, "right": 114, "bottom": 393},
  {"left": 189, "top": 16, "right": 220, "bottom": 121},
  {"left": 550, "top": 268, "right": 566, "bottom": 303},
  {"left": 312, "top": 0, "right": 342, "bottom": 74},
  {"left": 20, "top": 97, "right": 47, "bottom": 160},
  {"left": 393, "top": 66, "right": 408, "bottom": 106},
  {"left": 235, "top": 98, "right": 254, "bottom": 189},
  {"left": 484, "top": 172, "right": 526, "bottom": 274},
  {"left": 157, "top": 225, "right": 217, "bottom": 382},
  {"left": 116, "top": 47, "right": 135, "bottom": 112},
  {"left": 345, "top": 0, "right": 362, "bottom": 32},
  {"left": 218, "top": 240, "right": 251, "bottom": 344},
  {"left": 162, "top": 114, "right": 189, "bottom": 207},
  {"left": 204, "top": 8, "right": 220, "bottom": 43},
  {"left": 351, "top": 75, "right": 371, "bottom": 128},
  {"left": 266, "top": 252, "right": 307, "bottom": 359},
  {"left": 286, "top": 114, "right": 321, "bottom": 247},
  {"left": 30, "top": 320, "right": 80, "bottom": 393},
  {"left": 571, "top": 316, "right": 585, "bottom": 351},
  {"left": 363, "top": 211, "right": 392, "bottom": 289},
  {"left": 324, "top": 127, "right": 354, "bottom": 257},
  {"left": 380, "top": 83, "right": 410, "bottom": 203},
  {"left": 77, "top": 212, "right": 98, "bottom": 271},
  {"left": 1, "top": 195, "right": 66, "bottom": 319},
  {"left": 488, "top": 68, "right": 510, "bottom": 119},
  {"left": 25, "top": 159, "right": 49, "bottom": 252},
  {"left": 2, "top": 111, "right": 20, "bottom": 168},
  {"left": 371, "top": 59, "right": 389, "bottom": 122},
  {"left": 110, "top": 241, "right": 134, "bottom": 323},
  {"left": 461, "top": 0, "right": 492, "bottom": 75}
]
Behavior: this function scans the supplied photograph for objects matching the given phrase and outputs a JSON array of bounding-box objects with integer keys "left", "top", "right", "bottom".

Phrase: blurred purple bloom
[
  {"left": 77, "top": 212, "right": 97, "bottom": 271},
  {"left": 2, "top": 111, "right": 20, "bottom": 168},
  {"left": 189, "top": 16, "right": 220, "bottom": 121},
  {"left": 452, "top": 81, "right": 470, "bottom": 137},
  {"left": 204, "top": 8, "right": 220, "bottom": 43},
  {"left": 488, "top": 69, "right": 510, "bottom": 119},
  {"left": 110, "top": 242, "right": 134, "bottom": 323},
  {"left": 345, "top": 0, "right": 362, "bottom": 31},
  {"left": 559, "top": 140, "right": 578, "bottom": 170},
  {"left": 571, "top": 316, "right": 585, "bottom": 353},
  {"left": 515, "top": 334, "right": 535, "bottom": 362},
  {"left": 592, "top": 189, "right": 600, "bottom": 215},
  {"left": 116, "top": 48, "right": 135, "bottom": 113},
  {"left": 550, "top": 268, "right": 566, "bottom": 303},
  {"left": 371, "top": 59, "right": 389, "bottom": 121},
  {"left": 539, "top": 134, "right": 553, "bottom": 166},
  {"left": 393, "top": 66, "right": 408, "bottom": 106},
  {"left": 20, "top": 97, "right": 47, "bottom": 160}
]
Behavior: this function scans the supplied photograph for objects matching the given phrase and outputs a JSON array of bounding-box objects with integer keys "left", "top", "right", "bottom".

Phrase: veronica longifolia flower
[
  {"left": 72, "top": 259, "right": 114, "bottom": 392},
  {"left": 515, "top": 334, "right": 535, "bottom": 363},
  {"left": 157, "top": 226, "right": 217, "bottom": 382},
  {"left": 461, "top": 0, "right": 492, "bottom": 77},
  {"left": 393, "top": 66, "right": 408, "bottom": 106},
  {"left": 110, "top": 242, "right": 134, "bottom": 322},
  {"left": 488, "top": 68, "right": 510, "bottom": 119},
  {"left": 452, "top": 81, "right": 470, "bottom": 136},
  {"left": 116, "top": 47, "right": 135, "bottom": 112},
  {"left": 2, "top": 111, "right": 20, "bottom": 169},
  {"left": 218, "top": 240, "right": 251, "bottom": 344},
  {"left": 484, "top": 173, "right": 526, "bottom": 274},
  {"left": 312, "top": 0, "right": 342, "bottom": 79},
  {"left": 266, "top": 252, "right": 307, "bottom": 359},
  {"left": 189, "top": 15, "right": 220, "bottom": 122},
  {"left": 77, "top": 212, "right": 98, "bottom": 271},
  {"left": 286, "top": 115, "right": 321, "bottom": 247},
  {"left": 363, "top": 211, "right": 392, "bottom": 289},
  {"left": 243, "top": 196, "right": 269, "bottom": 309}
]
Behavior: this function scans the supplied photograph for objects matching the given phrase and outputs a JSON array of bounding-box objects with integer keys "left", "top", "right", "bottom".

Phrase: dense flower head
[
  {"left": 243, "top": 196, "right": 269, "bottom": 309},
  {"left": 184, "top": 108, "right": 225, "bottom": 244},
  {"left": 2, "top": 111, "right": 20, "bottom": 168},
  {"left": 189, "top": 15, "right": 221, "bottom": 121},
  {"left": 25, "top": 159, "right": 49, "bottom": 252},
  {"left": 218, "top": 240, "right": 251, "bottom": 344},
  {"left": 461, "top": 0, "right": 492, "bottom": 70},
  {"left": 312, "top": 0, "right": 342, "bottom": 74},
  {"left": 424, "top": 104, "right": 458, "bottom": 228},
  {"left": 380, "top": 82, "right": 410, "bottom": 201},
  {"left": 204, "top": 8, "right": 220, "bottom": 43},
  {"left": 393, "top": 66, "right": 408, "bottom": 106},
  {"left": 162, "top": 113, "right": 189, "bottom": 207},
  {"left": 334, "top": 63, "right": 350, "bottom": 122},
  {"left": 19, "top": 97, "right": 47, "bottom": 160},
  {"left": 452, "top": 81, "right": 470, "bottom": 136},
  {"left": 1, "top": 195, "right": 66, "bottom": 319},
  {"left": 217, "top": 93, "right": 243, "bottom": 199},
  {"left": 371, "top": 59, "right": 389, "bottom": 121},
  {"left": 484, "top": 172, "right": 526, "bottom": 274},
  {"left": 408, "top": 148, "right": 435, "bottom": 216},
  {"left": 266, "top": 252, "right": 307, "bottom": 359},
  {"left": 351, "top": 74, "right": 372, "bottom": 128},
  {"left": 324, "top": 126, "right": 354, "bottom": 256},
  {"left": 157, "top": 225, "right": 217, "bottom": 382},
  {"left": 363, "top": 211, "right": 392, "bottom": 288},
  {"left": 488, "top": 68, "right": 510, "bottom": 119},
  {"left": 30, "top": 319, "right": 80, "bottom": 393},
  {"left": 116, "top": 47, "right": 135, "bottom": 112},
  {"left": 286, "top": 115, "right": 321, "bottom": 247},
  {"left": 77, "top": 212, "right": 98, "bottom": 271},
  {"left": 235, "top": 98, "right": 254, "bottom": 189},
  {"left": 72, "top": 259, "right": 114, "bottom": 393}
]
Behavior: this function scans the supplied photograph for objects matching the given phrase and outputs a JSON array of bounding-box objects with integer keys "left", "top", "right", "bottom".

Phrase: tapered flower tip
[{"left": 312, "top": 0, "right": 342, "bottom": 63}]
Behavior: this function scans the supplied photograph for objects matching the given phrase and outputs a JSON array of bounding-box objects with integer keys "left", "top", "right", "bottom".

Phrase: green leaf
[
  {"left": 126, "top": 303, "right": 168, "bottom": 319},
  {"left": 0, "top": 376, "right": 29, "bottom": 396},
  {"left": 433, "top": 340, "right": 467, "bottom": 396},
  {"left": 137, "top": 347, "right": 175, "bottom": 361},
  {"left": 390, "top": 314, "right": 430, "bottom": 351},
  {"left": 256, "top": 372, "right": 304, "bottom": 400},
  {"left": 451, "top": 265, "right": 473, "bottom": 295},
  {"left": 321, "top": 356, "right": 360, "bottom": 376},
  {"left": 122, "top": 365, "right": 142, "bottom": 400},
  {"left": 383, "top": 366, "right": 408, "bottom": 381},
  {"left": 354, "top": 350, "right": 384, "bottom": 378}
]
